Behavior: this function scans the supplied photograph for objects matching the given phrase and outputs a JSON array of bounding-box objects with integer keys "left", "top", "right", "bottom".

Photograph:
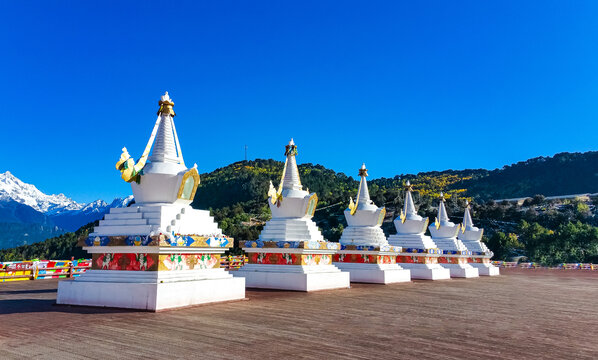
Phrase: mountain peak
[{"left": 0, "top": 171, "right": 83, "bottom": 214}]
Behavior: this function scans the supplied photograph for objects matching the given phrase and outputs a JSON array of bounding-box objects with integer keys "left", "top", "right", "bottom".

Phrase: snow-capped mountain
[
  {"left": 0, "top": 171, "right": 84, "bottom": 215},
  {"left": 0, "top": 171, "right": 134, "bottom": 248}
]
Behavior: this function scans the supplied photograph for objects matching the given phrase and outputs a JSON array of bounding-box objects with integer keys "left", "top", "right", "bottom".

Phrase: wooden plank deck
[{"left": 0, "top": 269, "right": 596, "bottom": 359}]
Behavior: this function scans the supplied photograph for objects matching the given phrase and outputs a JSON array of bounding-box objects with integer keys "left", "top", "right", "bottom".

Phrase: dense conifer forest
[{"left": 2, "top": 151, "right": 598, "bottom": 265}]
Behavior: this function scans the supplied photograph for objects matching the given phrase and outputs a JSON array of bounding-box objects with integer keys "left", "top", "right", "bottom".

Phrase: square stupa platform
[
  {"left": 235, "top": 240, "right": 350, "bottom": 291},
  {"left": 333, "top": 245, "right": 411, "bottom": 284},
  {"left": 466, "top": 252, "right": 500, "bottom": 276},
  {"left": 57, "top": 229, "right": 246, "bottom": 311},
  {"left": 388, "top": 235, "right": 451, "bottom": 280}
]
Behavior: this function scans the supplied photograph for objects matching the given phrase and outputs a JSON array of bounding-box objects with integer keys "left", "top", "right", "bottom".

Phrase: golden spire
[
  {"left": 157, "top": 91, "right": 176, "bottom": 116},
  {"left": 358, "top": 163, "right": 368, "bottom": 177}
]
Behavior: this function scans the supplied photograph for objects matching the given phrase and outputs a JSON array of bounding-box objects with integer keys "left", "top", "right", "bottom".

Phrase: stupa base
[
  {"left": 440, "top": 263, "right": 480, "bottom": 278},
  {"left": 57, "top": 269, "right": 245, "bottom": 311},
  {"left": 333, "top": 262, "right": 410, "bottom": 284},
  {"left": 470, "top": 263, "right": 500, "bottom": 276},
  {"left": 233, "top": 264, "right": 350, "bottom": 291},
  {"left": 398, "top": 263, "right": 451, "bottom": 280}
]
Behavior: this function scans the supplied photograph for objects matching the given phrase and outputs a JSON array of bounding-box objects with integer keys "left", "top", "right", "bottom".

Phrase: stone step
[
  {"left": 260, "top": 227, "right": 315, "bottom": 233},
  {"left": 143, "top": 212, "right": 162, "bottom": 220},
  {"left": 105, "top": 212, "right": 143, "bottom": 220},
  {"left": 261, "top": 225, "right": 318, "bottom": 232},
  {"left": 259, "top": 230, "right": 322, "bottom": 238},
  {"left": 100, "top": 219, "right": 149, "bottom": 226},
  {"left": 109, "top": 207, "right": 140, "bottom": 214},
  {"left": 91, "top": 224, "right": 154, "bottom": 236}
]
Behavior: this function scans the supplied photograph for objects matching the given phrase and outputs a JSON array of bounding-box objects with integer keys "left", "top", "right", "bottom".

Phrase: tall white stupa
[
  {"left": 458, "top": 201, "right": 500, "bottom": 276},
  {"left": 333, "top": 164, "right": 410, "bottom": 284},
  {"left": 234, "top": 139, "right": 350, "bottom": 291},
  {"left": 428, "top": 193, "right": 479, "bottom": 278},
  {"left": 387, "top": 182, "right": 450, "bottom": 280},
  {"left": 57, "top": 92, "right": 245, "bottom": 310}
]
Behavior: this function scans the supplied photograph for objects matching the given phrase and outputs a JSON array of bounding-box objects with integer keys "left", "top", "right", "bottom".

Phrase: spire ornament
[
  {"left": 434, "top": 192, "right": 445, "bottom": 230},
  {"left": 349, "top": 163, "right": 368, "bottom": 215},
  {"left": 399, "top": 180, "right": 414, "bottom": 223},
  {"left": 284, "top": 139, "right": 298, "bottom": 157},
  {"left": 116, "top": 92, "right": 183, "bottom": 183},
  {"left": 268, "top": 139, "right": 303, "bottom": 206},
  {"left": 157, "top": 91, "right": 176, "bottom": 116}
]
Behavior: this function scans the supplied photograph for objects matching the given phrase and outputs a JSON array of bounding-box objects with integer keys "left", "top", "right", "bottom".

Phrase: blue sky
[{"left": 1, "top": 1, "right": 597, "bottom": 203}]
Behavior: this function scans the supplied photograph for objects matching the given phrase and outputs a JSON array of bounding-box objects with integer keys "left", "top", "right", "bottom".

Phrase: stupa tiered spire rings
[{"left": 399, "top": 180, "right": 420, "bottom": 224}]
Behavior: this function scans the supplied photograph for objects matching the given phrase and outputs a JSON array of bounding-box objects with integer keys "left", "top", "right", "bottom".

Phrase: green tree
[{"left": 485, "top": 232, "right": 523, "bottom": 260}]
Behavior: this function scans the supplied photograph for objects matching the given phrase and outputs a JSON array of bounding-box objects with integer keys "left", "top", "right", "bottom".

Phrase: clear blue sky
[{"left": 1, "top": 1, "right": 597, "bottom": 203}]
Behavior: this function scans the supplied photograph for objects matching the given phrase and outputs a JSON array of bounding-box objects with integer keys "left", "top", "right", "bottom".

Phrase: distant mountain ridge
[
  {"left": 0, "top": 171, "right": 133, "bottom": 249},
  {"left": 451, "top": 151, "right": 598, "bottom": 200}
]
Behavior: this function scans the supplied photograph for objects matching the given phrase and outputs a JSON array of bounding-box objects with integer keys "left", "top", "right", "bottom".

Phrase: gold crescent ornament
[{"left": 348, "top": 197, "right": 357, "bottom": 215}]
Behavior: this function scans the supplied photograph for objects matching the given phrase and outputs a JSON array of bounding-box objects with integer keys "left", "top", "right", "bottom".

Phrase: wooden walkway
[{"left": 0, "top": 269, "right": 597, "bottom": 359}]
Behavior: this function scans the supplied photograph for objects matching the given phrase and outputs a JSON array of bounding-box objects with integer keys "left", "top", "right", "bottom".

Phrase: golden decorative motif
[
  {"left": 377, "top": 208, "right": 386, "bottom": 226},
  {"left": 422, "top": 218, "right": 430, "bottom": 233},
  {"left": 284, "top": 143, "right": 298, "bottom": 156},
  {"left": 306, "top": 193, "right": 318, "bottom": 216},
  {"left": 348, "top": 197, "right": 357, "bottom": 215},
  {"left": 157, "top": 91, "right": 176, "bottom": 116},
  {"left": 177, "top": 168, "right": 201, "bottom": 200}
]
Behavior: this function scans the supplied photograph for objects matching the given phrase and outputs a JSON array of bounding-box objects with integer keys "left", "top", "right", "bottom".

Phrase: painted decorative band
[{"left": 91, "top": 253, "right": 221, "bottom": 271}]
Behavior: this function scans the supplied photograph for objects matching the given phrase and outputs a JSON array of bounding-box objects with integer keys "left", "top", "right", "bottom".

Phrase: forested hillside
[
  {"left": 4, "top": 151, "right": 598, "bottom": 265},
  {"left": 453, "top": 151, "right": 598, "bottom": 200},
  {"left": 0, "top": 222, "right": 93, "bottom": 261}
]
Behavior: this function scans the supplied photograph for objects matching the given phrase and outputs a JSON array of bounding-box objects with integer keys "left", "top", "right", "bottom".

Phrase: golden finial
[
  {"left": 284, "top": 138, "right": 298, "bottom": 156},
  {"left": 405, "top": 180, "right": 413, "bottom": 191},
  {"left": 157, "top": 91, "right": 176, "bottom": 116},
  {"left": 358, "top": 163, "right": 368, "bottom": 177}
]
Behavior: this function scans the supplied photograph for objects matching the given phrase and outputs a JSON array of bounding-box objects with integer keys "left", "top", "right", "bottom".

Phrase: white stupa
[
  {"left": 256, "top": 139, "right": 325, "bottom": 242},
  {"left": 90, "top": 92, "right": 221, "bottom": 238},
  {"left": 333, "top": 164, "right": 410, "bottom": 284},
  {"left": 458, "top": 201, "right": 499, "bottom": 276},
  {"left": 234, "top": 139, "right": 350, "bottom": 291},
  {"left": 340, "top": 164, "right": 388, "bottom": 246},
  {"left": 57, "top": 92, "right": 245, "bottom": 310},
  {"left": 387, "top": 182, "right": 450, "bottom": 280},
  {"left": 428, "top": 193, "right": 479, "bottom": 278}
]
